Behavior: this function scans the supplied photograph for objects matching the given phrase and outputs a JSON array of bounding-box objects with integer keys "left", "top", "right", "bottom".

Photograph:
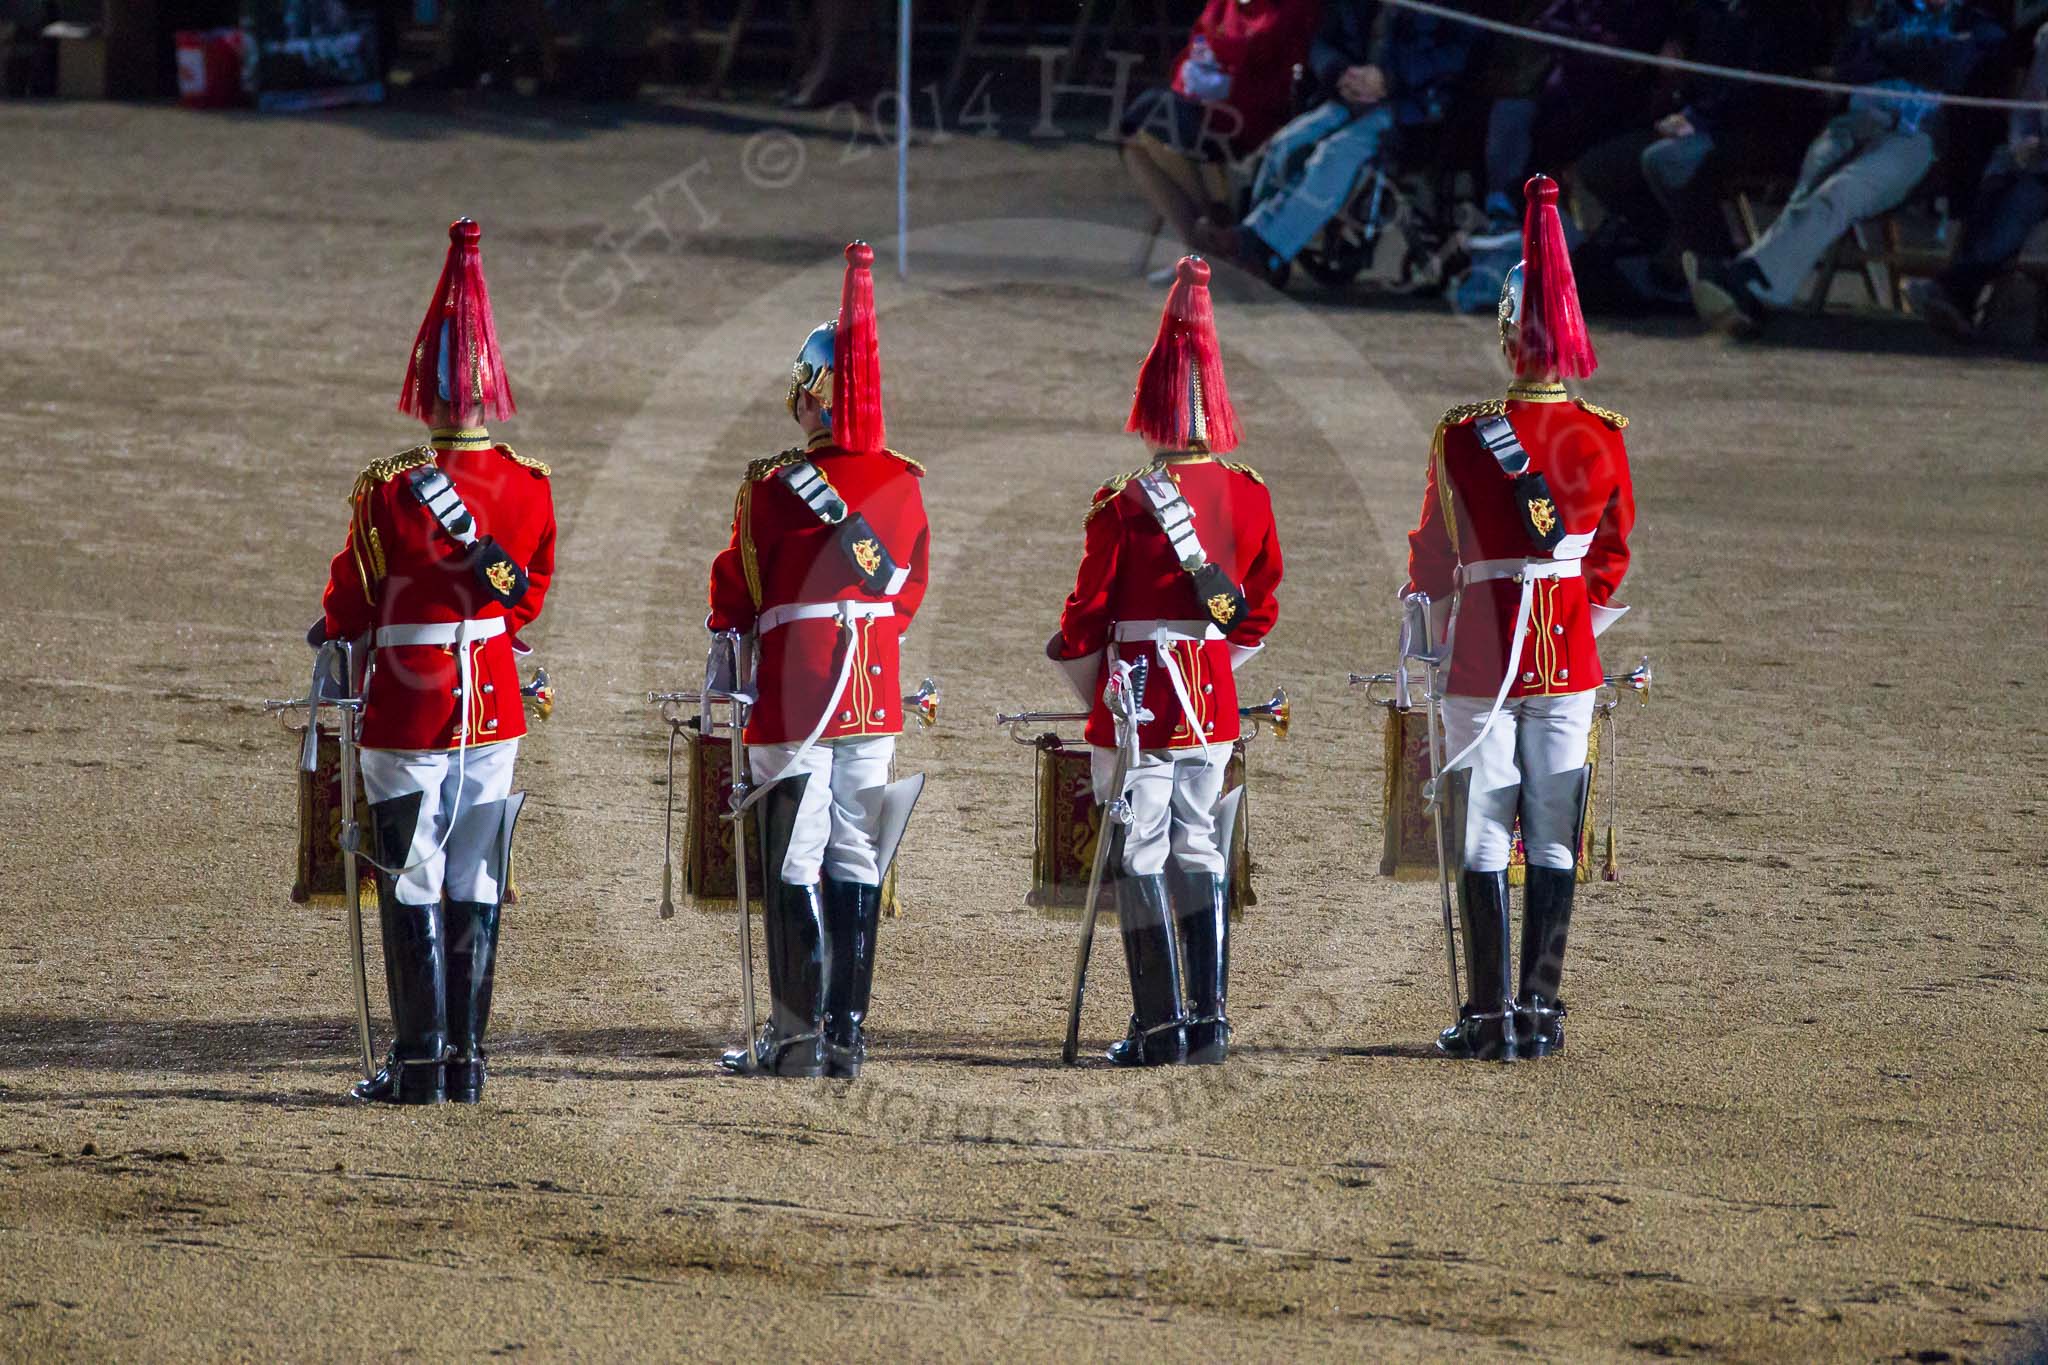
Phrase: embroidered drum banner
[
  {"left": 1026, "top": 736, "right": 1255, "bottom": 916},
  {"left": 1377, "top": 706, "right": 1598, "bottom": 885}
]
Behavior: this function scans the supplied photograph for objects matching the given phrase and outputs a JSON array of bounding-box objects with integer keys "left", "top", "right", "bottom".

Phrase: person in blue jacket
[
  {"left": 1193, "top": 0, "right": 1475, "bottom": 273},
  {"left": 1687, "top": 0, "right": 2005, "bottom": 337}
]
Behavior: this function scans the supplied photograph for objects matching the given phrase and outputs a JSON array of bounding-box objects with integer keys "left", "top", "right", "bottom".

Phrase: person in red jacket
[
  {"left": 315, "top": 219, "right": 557, "bottom": 1105},
  {"left": 705, "top": 242, "right": 931, "bottom": 1080},
  {"left": 1403, "top": 176, "right": 1634, "bottom": 1062},
  {"left": 1119, "top": 0, "right": 1321, "bottom": 250},
  {"left": 1049, "top": 256, "right": 1284, "bottom": 1067}
]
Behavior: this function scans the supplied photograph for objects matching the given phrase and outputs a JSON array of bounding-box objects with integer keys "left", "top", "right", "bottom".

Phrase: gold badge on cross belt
[
  {"left": 486, "top": 560, "right": 518, "bottom": 595},
  {"left": 852, "top": 538, "right": 883, "bottom": 576},
  {"left": 1207, "top": 593, "right": 1238, "bottom": 626},
  {"left": 1529, "top": 498, "right": 1558, "bottom": 537}
]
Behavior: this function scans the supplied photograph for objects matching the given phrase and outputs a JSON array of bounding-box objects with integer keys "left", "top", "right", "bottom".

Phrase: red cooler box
[{"left": 175, "top": 28, "right": 248, "bottom": 109}]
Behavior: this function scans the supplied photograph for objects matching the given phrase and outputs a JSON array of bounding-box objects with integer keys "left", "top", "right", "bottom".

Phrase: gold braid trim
[
  {"left": 345, "top": 445, "right": 434, "bottom": 604},
  {"left": 351, "top": 445, "right": 435, "bottom": 501},
  {"left": 884, "top": 448, "right": 926, "bottom": 477},
  {"left": 497, "top": 443, "right": 551, "bottom": 475},
  {"left": 1439, "top": 399, "right": 1508, "bottom": 427},
  {"left": 745, "top": 447, "right": 807, "bottom": 484},
  {"left": 1574, "top": 399, "right": 1629, "bottom": 430},
  {"left": 1220, "top": 460, "right": 1265, "bottom": 485},
  {"left": 1083, "top": 465, "right": 1154, "bottom": 525},
  {"left": 1433, "top": 425, "right": 1460, "bottom": 556}
]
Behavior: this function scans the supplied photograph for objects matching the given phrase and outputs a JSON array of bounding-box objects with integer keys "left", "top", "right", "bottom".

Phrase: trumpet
[
  {"left": 650, "top": 677, "right": 943, "bottom": 731},
  {"left": 1349, "top": 658, "right": 1653, "bottom": 711},
  {"left": 996, "top": 686, "right": 1290, "bottom": 745}
]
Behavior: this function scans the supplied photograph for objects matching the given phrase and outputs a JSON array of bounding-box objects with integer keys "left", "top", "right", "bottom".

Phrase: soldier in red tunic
[
  {"left": 314, "top": 219, "right": 557, "bottom": 1104},
  {"left": 1403, "top": 176, "right": 1635, "bottom": 1061},
  {"left": 706, "top": 242, "right": 931, "bottom": 1079},
  {"left": 1049, "top": 256, "right": 1284, "bottom": 1067}
]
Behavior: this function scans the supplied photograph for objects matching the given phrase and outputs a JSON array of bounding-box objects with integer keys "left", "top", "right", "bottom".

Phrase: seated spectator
[
  {"left": 1688, "top": 0, "right": 2005, "bottom": 338},
  {"left": 1467, "top": 0, "right": 1680, "bottom": 247},
  {"left": 1120, "top": 0, "right": 1319, "bottom": 251},
  {"left": 1191, "top": 0, "right": 1476, "bottom": 274},
  {"left": 1573, "top": 0, "right": 1834, "bottom": 305},
  {"left": 1907, "top": 21, "right": 2048, "bottom": 339}
]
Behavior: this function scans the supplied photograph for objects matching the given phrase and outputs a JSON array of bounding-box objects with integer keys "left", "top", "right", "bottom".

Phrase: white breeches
[
  {"left": 359, "top": 739, "right": 519, "bottom": 906},
  {"left": 1442, "top": 692, "right": 1594, "bottom": 873},
  {"left": 1091, "top": 746, "right": 1230, "bottom": 878},
  {"left": 749, "top": 735, "right": 896, "bottom": 887}
]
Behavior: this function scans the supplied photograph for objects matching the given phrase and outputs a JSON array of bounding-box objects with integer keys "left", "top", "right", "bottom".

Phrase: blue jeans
[
  {"left": 1243, "top": 101, "right": 1394, "bottom": 263},
  {"left": 1940, "top": 147, "right": 2048, "bottom": 303}
]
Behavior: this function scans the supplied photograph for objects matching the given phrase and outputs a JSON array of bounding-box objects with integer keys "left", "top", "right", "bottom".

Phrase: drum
[
  {"left": 1026, "top": 736, "right": 1256, "bottom": 915},
  {"left": 679, "top": 729, "right": 902, "bottom": 915},
  {"left": 289, "top": 718, "right": 373, "bottom": 903},
  {"left": 1377, "top": 705, "right": 1600, "bottom": 885},
  {"left": 288, "top": 719, "right": 523, "bottom": 903}
]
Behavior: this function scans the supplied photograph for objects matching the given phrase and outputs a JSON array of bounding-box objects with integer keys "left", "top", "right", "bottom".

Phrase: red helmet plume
[
  {"left": 1513, "top": 175, "right": 1597, "bottom": 380},
  {"left": 1127, "top": 255, "right": 1240, "bottom": 454},
  {"left": 398, "top": 218, "right": 516, "bottom": 426},
  {"left": 832, "top": 241, "right": 886, "bottom": 453}
]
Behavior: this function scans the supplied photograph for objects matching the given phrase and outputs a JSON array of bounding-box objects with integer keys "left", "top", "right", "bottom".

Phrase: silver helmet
[
  {"left": 1497, "top": 261, "right": 1526, "bottom": 351},
  {"left": 786, "top": 319, "right": 837, "bottom": 424}
]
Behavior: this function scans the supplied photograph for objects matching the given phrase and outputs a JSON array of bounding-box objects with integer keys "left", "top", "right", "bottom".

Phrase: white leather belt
[
  {"left": 1461, "top": 558, "right": 1583, "bottom": 586},
  {"left": 758, "top": 600, "right": 894, "bottom": 634},
  {"left": 1113, "top": 619, "right": 1223, "bottom": 643},
  {"left": 375, "top": 617, "right": 507, "bottom": 648}
]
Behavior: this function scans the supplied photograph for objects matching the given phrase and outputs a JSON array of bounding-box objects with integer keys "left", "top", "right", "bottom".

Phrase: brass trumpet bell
[
  {"left": 1243, "top": 686, "right": 1290, "bottom": 740},
  {"left": 906, "top": 678, "right": 942, "bottom": 730}
]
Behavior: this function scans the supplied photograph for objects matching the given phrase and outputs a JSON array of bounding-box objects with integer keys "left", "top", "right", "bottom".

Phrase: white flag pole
[{"left": 897, "top": 0, "right": 911, "bottom": 277}]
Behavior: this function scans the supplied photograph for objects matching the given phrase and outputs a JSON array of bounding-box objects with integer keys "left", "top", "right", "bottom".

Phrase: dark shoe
[
  {"left": 352, "top": 1054, "right": 447, "bottom": 1104},
  {"left": 1516, "top": 992, "right": 1568, "bottom": 1056},
  {"left": 1190, "top": 216, "right": 1240, "bottom": 260},
  {"left": 1905, "top": 278, "right": 1976, "bottom": 341},
  {"left": 1105, "top": 873, "right": 1188, "bottom": 1067},
  {"left": 1107, "top": 1016, "right": 1189, "bottom": 1067},
  {"left": 1175, "top": 870, "right": 1231, "bottom": 1065},
  {"left": 1684, "top": 252, "right": 1767, "bottom": 338},
  {"left": 1435, "top": 1004, "right": 1519, "bottom": 1061},
  {"left": 445, "top": 899, "right": 502, "bottom": 1103},
  {"left": 821, "top": 879, "right": 882, "bottom": 1078},
  {"left": 1436, "top": 867, "right": 1515, "bottom": 1061},
  {"left": 353, "top": 867, "right": 448, "bottom": 1104}
]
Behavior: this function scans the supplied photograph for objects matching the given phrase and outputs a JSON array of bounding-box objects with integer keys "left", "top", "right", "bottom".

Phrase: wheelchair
[{"left": 1245, "top": 118, "right": 1466, "bottom": 296}]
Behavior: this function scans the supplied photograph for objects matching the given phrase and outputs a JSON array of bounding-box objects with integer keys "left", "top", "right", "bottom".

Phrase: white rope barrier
[{"left": 1377, "top": 0, "right": 2048, "bottom": 115}]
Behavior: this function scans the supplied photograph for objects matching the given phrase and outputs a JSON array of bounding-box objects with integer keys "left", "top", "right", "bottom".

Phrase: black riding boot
[
  {"left": 720, "top": 879, "right": 829, "bottom": 1077},
  {"left": 1107, "top": 874, "right": 1189, "bottom": 1067},
  {"left": 1176, "top": 871, "right": 1231, "bottom": 1065},
  {"left": 444, "top": 900, "right": 502, "bottom": 1102},
  {"left": 1436, "top": 869, "right": 1517, "bottom": 1061},
  {"left": 352, "top": 885, "right": 449, "bottom": 1104},
  {"left": 821, "top": 879, "right": 881, "bottom": 1079},
  {"left": 1516, "top": 867, "right": 1576, "bottom": 1057}
]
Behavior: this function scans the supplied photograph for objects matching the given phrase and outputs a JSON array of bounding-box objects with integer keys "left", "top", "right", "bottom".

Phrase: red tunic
[
  {"left": 1404, "top": 386, "right": 1634, "bottom": 700},
  {"left": 320, "top": 438, "right": 557, "bottom": 750},
  {"left": 1053, "top": 456, "right": 1283, "bottom": 751},
  {"left": 707, "top": 431, "right": 931, "bottom": 746}
]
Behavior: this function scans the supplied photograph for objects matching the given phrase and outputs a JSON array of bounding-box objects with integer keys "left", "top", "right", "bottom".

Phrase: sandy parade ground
[{"left": 0, "top": 92, "right": 2045, "bottom": 1361}]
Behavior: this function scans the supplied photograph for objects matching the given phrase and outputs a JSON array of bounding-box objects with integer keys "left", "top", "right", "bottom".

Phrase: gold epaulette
[
  {"left": 496, "top": 443, "right": 551, "bottom": 476},
  {"left": 1439, "top": 399, "right": 1508, "bottom": 428},
  {"left": 744, "top": 447, "right": 807, "bottom": 484},
  {"left": 1574, "top": 399, "right": 1629, "bottom": 430},
  {"left": 1220, "top": 459, "right": 1265, "bottom": 485},
  {"left": 885, "top": 449, "right": 926, "bottom": 477},
  {"left": 1084, "top": 465, "right": 1152, "bottom": 525},
  {"left": 351, "top": 445, "right": 434, "bottom": 501}
]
